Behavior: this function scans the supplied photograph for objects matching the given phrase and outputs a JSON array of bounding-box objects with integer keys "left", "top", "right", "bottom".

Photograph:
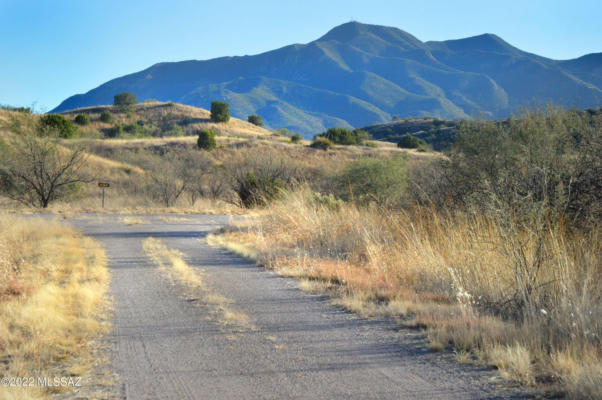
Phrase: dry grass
[
  {"left": 60, "top": 102, "right": 271, "bottom": 138},
  {"left": 120, "top": 216, "right": 150, "bottom": 226},
  {"left": 0, "top": 217, "right": 113, "bottom": 399},
  {"left": 213, "top": 188, "right": 601, "bottom": 398},
  {"left": 142, "top": 238, "right": 255, "bottom": 331}
]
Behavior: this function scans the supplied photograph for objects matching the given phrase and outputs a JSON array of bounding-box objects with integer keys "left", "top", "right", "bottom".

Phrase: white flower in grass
[{"left": 540, "top": 309, "right": 547, "bottom": 315}]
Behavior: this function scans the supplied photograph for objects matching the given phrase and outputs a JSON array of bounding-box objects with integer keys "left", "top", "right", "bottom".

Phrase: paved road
[{"left": 62, "top": 214, "right": 527, "bottom": 400}]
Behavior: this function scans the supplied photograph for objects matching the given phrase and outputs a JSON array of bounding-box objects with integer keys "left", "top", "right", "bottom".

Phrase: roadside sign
[{"left": 98, "top": 182, "right": 110, "bottom": 208}]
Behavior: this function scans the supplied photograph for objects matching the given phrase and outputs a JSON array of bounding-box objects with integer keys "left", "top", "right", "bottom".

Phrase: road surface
[{"left": 61, "top": 214, "right": 527, "bottom": 400}]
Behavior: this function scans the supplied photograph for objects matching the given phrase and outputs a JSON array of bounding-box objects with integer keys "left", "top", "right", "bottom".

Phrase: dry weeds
[
  {"left": 0, "top": 217, "right": 113, "bottom": 399},
  {"left": 212, "top": 188, "right": 601, "bottom": 398}
]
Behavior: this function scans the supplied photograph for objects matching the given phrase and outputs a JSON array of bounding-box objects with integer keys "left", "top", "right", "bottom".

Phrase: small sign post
[{"left": 98, "top": 182, "right": 110, "bottom": 208}]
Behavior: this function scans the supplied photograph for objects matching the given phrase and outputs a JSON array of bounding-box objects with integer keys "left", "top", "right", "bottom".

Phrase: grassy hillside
[
  {"left": 59, "top": 101, "right": 271, "bottom": 139},
  {"left": 1, "top": 107, "right": 428, "bottom": 212}
]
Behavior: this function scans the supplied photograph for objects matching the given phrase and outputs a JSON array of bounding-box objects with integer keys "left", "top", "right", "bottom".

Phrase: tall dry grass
[
  {"left": 217, "top": 188, "right": 601, "bottom": 398},
  {"left": 0, "top": 217, "right": 112, "bottom": 399}
]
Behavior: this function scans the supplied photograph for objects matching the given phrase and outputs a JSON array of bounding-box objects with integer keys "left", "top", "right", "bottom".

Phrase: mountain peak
[
  {"left": 317, "top": 21, "right": 424, "bottom": 49},
  {"left": 52, "top": 22, "right": 602, "bottom": 135},
  {"left": 429, "top": 32, "right": 520, "bottom": 55},
  {"left": 318, "top": 21, "right": 367, "bottom": 42}
]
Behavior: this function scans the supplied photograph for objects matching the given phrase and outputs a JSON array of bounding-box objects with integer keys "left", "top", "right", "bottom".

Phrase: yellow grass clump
[
  {"left": 143, "top": 238, "right": 254, "bottom": 331},
  {"left": 0, "top": 216, "right": 112, "bottom": 399}
]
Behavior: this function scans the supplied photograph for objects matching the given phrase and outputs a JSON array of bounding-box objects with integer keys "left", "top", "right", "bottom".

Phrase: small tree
[
  {"left": 310, "top": 137, "right": 333, "bottom": 150},
  {"left": 316, "top": 127, "right": 371, "bottom": 145},
  {"left": 210, "top": 101, "right": 230, "bottom": 122},
  {"left": 74, "top": 113, "right": 91, "bottom": 125},
  {"left": 39, "top": 114, "right": 77, "bottom": 138},
  {"left": 197, "top": 129, "right": 218, "bottom": 151},
  {"left": 337, "top": 156, "right": 407, "bottom": 206},
  {"left": 99, "top": 111, "right": 113, "bottom": 123},
  {"left": 291, "top": 133, "right": 302, "bottom": 143},
  {"left": 397, "top": 134, "right": 427, "bottom": 150},
  {"left": 0, "top": 135, "right": 88, "bottom": 208},
  {"left": 247, "top": 115, "right": 263, "bottom": 127},
  {"left": 113, "top": 92, "right": 138, "bottom": 107}
]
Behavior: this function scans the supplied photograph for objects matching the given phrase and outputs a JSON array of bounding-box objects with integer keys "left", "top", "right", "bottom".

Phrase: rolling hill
[
  {"left": 52, "top": 22, "right": 602, "bottom": 136},
  {"left": 58, "top": 101, "right": 272, "bottom": 139}
]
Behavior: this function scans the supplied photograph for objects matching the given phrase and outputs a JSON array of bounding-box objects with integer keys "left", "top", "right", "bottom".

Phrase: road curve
[{"left": 62, "top": 214, "right": 528, "bottom": 400}]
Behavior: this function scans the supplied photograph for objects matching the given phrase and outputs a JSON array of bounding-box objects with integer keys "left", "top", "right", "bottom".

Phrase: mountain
[{"left": 52, "top": 22, "right": 602, "bottom": 136}]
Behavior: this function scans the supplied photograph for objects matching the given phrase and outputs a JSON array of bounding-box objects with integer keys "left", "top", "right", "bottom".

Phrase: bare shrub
[
  {"left": 223, "top": 146, "right": 305, "bottom": 207},
  {"left": 0, "top": 134, "right": 88, "bottom": 207}
]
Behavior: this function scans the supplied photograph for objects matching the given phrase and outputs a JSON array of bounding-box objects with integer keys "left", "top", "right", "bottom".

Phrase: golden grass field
[
  {"left": 210, "top": 188, "right": 601, "bottom": 399},
  {"left": 0, "top": 217, "right": 114, "bottom": 399}
]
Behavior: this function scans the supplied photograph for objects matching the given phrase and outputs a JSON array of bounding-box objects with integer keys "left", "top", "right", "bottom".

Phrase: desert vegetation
[
  {"left": 247, "top": 114, "right": 263, "bottom": 127},
  {"left": 1, "top": 101, "right": 599, "bottom": 397},
  {"left": 315, "top": 127, "right": 371, "bottom": 145},
  {"left": 210, "top": 101, "right": 230, "bottom": 123},
  {"left": 113, "top": 92, "right": 138, "bottom": 107},
  {"left": 211, "top": 107, "right": 601, "bottom": 398},
  {"left": 0, "top": 113, "right": 89, "bottom": 208},
  {"left": 0, "top": 217, "right": 111, "bottom": 398}
]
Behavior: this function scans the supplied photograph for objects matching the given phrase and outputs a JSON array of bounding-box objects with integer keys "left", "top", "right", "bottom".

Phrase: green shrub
[
  {"left": 247, "top": 115, "right": 263, "bottom": 127},
  {"left": 197, "top": 129, "right": 218, "bottom": 150},
  {"left": 99, "top": 111, "right": 113, "bottom": 123},
  {"left": 310, "top": 137, "right": 333, "bottom": 150},
  {"left": 38, "top": 114, "right": 77, "bottom": 138},
  {"left": 337, "top": 156, "right": 407, "bottom": 206},
  {"left": 74, "top": 113, "right": 90, "bottom": 126},
  {"left": 113, "top": 92, "right": 138, "bottom": 107},
  {"left": 210, "top": 101, "right": 230, "bottom": 123},
  {"left": 316, "top": 127, "right": 371, "bottom": 145},
  {"left": 397, "top": 134, "right": 427, "bottom": 149},
  {"left": 1, "top": 105, "right": 32, "bottom": 113},
  {"left": 162, "top": 123, "right": 183, "bottom": 136},
  {"left": 442, "top": 107, "right": 602, "bottom": 225},
  {"left": 106, "top": 125, "right": 123, "bottom": 138},
  {"left": 312, "top": 192, "right": 344, "bottom": 211},
  {"left": 291, "top": 133, "right": 302, "bottom": 143}
]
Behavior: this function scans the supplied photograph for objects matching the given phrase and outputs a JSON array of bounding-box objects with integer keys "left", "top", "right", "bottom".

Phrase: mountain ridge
[{"left": 52, "top": 22, "right": 602, "bottom": 136}]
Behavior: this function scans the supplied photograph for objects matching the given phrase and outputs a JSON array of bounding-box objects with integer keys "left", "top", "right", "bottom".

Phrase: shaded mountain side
[
  {"left": 53, "top": 22, "right": 602, "bottom": 136},
  {"left": 363, "top": 117, "right": 461, "bottom": 151}
]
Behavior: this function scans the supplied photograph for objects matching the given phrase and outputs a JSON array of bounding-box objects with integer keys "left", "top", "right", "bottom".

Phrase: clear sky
[{"left": 1, "top": 0, "right": 600, "bottom": 111}]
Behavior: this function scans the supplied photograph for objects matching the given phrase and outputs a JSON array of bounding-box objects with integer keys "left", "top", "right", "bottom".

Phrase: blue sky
[{"left": 1, "top": 0, "right": 600, "bottom": 111}]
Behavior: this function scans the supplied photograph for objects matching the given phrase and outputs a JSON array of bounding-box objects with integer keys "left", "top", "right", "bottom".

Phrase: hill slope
[
  {"left": 52, "top": 22, "right": 602, "bottom": 136},
  {"left": 59, "top": 101, "right": 272, "bottom": 139}
]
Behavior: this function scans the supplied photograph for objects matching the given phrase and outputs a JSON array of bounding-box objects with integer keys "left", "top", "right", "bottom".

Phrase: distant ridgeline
[
  {"left": 362, "top": 117, "right": 460, "bottom": 150},
  {"left": 51, "top": 22, "right": 602, "bottom": 136},
  {"left": 364, "top": 107, "right": 602, "bottom": 151}
]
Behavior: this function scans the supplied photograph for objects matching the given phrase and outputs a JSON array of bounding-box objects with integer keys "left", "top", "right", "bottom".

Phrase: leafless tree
[{"left": 0, "top": 135, "right": 88, "bottom": 208}]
